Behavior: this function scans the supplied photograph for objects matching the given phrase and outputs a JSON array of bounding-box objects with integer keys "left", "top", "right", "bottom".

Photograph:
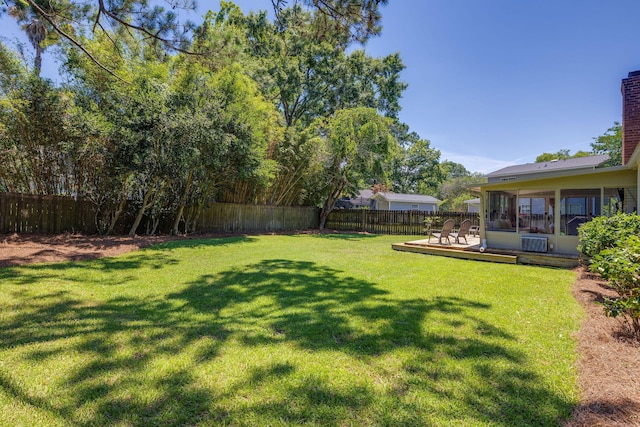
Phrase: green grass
[{"left": 0, "top": 234, "right": 582, "bottom": 426}]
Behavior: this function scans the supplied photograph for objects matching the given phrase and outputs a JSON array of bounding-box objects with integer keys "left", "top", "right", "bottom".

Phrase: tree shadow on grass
[
  {"left": 0, "top": 287, "right": 232, "bottom": 425},
  {"left": 167, "top": 259, "right": 575, "bottom": 425},
  {"left": 0, "top": 235, "right": 256, "bottom": 286},
  {"left": 147, "top": 235, "right": 258, "bottom": 251},
  {"left": 0, "top": 252, "right": 180, "bottom": 288},
  {"left": 0, "top": 258, "right": 576, "bottom": 426},
  {"left": 300, "top": 233, "right": 379, "bottom": 241},
  {"left": 168, "top": 260, "right": 512, "bottom": 356}
]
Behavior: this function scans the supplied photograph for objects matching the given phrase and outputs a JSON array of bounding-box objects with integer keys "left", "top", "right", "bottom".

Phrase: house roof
[
  {"left": 473, "top": 163, "right": 630, "bottom": 193},
  {"left": 486, "top": 154, "right": 610, "bottom": 182},
  {"left": 371, "top": 192, "right": 440, "bottom": 204},
  {"left": 353, "top": 189, "right": 374, "bottom": 200},
  {"left": 464, "top": 198, "right": 480, "bottom": 204},
  {"left": 347, "top": 189, "right": 373, "bottom": 206}
]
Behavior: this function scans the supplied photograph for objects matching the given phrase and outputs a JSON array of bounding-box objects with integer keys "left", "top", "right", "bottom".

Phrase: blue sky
[{"left": 2, "top": 1, "right": 640, "bottom": 174}]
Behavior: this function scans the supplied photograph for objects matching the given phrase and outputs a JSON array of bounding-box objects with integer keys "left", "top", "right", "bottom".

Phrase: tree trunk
[
  {"left": 34, "top": 46, "right": 42, "bottom": 76},
  {"left": 319, "top": 180, "right": 345, "bottom": 229},
  {"left": 172, "top": 171, "right": 192, "bottom": 235},
  {"left": 149, "top": 216, "right": 160, "bottom": 235},
  {"left": 319, "top": 208, "right": 330, "bottom": 229},
  {"left": 128, "top": 176, "right": 159, "bottom": 236},
  {"left": 106, "top": 178, "right": 131, "bottom": 235}
]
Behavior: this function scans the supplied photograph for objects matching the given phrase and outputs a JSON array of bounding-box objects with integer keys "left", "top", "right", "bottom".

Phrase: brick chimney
[{"left": 622, "top": 70, "right": 640, "bottom": 165}]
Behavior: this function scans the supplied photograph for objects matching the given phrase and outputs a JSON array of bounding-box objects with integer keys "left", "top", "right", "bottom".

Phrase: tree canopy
[
  {"left": 1, "top": 0, "right": 388, "bottom": 80},
  {"left": 591, "top": 122, "right": 622, "bottom": 166},
  {"left": 0, "top": 1, "right": 485, "bottom": 234},
  {"left": 534, "top": 149, "right": 592, "bottom": 163}
]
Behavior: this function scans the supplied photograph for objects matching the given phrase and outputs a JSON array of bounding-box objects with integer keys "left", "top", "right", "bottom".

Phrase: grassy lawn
[{"left": 0, "top": 234, "right": 582, "bottom": 426}]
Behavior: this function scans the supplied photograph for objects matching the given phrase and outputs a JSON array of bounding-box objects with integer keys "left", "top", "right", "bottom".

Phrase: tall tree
[
  {"left": 230, "top": 5, "right": 406, "bottom": 127},
  {"left": 1, "top": 1, "right": 388, "bottom": 79},
  {"left": 0, "top": 43, "right": 89, "bottom": 195},
  {"left": 2, "top": 0, "right": 197, "bottom": 80},
  {"left": 272, "top": 0, "right": 387, "bottom": 44},
  {"left": 437, "top": 173, "right": 484, "bottom": 212},
  {"left": 250, "top": 3, "right": 405, "bottom": 208},
  {"left": 591, "top": 121, "right": 622, "bottom": 167},
  {"left": 310, "top": 107, "right": 395, "bottom": 228},
  {"left": 211, "top": 64, "right": 283, "bottom": 205},
  {"left": 386, "top": 123, "right": 441, "bottom": 195},
  {"left": 434, "top": 161, "right": 484, "bottom": 212},
  {"left": 439, "top": 160, "right": 470, "bottom": 179},
  {"left": 6, "top": 2, "right": 53, "bottom": 74}
]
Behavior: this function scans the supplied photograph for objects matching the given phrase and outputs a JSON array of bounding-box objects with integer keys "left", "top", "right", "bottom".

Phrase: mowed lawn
[{"left": 0, "top": 234, "right": 582, "bottom": 426}]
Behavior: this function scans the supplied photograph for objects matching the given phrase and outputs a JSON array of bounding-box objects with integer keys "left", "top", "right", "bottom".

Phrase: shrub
[
  {"left": 423, "top": 215, "right": 440, "bottom": 230},
  {"left": 590, "top": 235, "right": 640, "bottom": 337},
  {"left": 577, "top": 213, "right": 640, "bottom": 259}
]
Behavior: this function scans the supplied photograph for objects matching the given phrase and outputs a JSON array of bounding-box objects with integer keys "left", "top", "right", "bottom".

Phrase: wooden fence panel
[
  {"left": 193, "top": 203, "right": 319, "bottom": 234},
  {"left": 0, "top": 193, "right": 97, "bottom": 234},
  {"left": 0, "top": 191, "right": 481, "bottom": 238},
  {"left": 326, "top": 209, "right": 479, "bottom": 236},
  {"left": 0, "top": 193, "right": 319, "bottom": 235}
]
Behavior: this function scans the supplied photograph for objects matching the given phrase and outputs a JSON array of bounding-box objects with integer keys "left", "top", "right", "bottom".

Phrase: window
[
  {"left": 487, "top": 191, "right": 516, "bottom": 232},
  {"left": 411, "top": 204, "right": 419, "bottom": 211},
  {"left": 560, "top": 189, "right": 600, "bottom": 236},
  {"left": 518, "top": 190, "right": 554, "bottom": 234}
]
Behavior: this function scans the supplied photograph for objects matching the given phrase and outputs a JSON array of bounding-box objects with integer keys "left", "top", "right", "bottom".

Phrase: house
[
  {"left": 475, "top": 70, "right": 640, "bottom": 256},
  {"left": 464, "top": 198, "right": 480, "bottom": 213},
  {"left": 349, "top": 189, "right": 374, "bottom": 208},
  {"left": 335, "top": 189, "right": 374, "bottom": 209},
  {"left": 370, "top": 192, "right": 440, "bottom": 212}
]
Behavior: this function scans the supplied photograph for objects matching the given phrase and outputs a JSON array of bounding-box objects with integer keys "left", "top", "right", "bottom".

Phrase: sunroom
[{"left": 478, "top": 163, "right": 637, "bottom": 256}]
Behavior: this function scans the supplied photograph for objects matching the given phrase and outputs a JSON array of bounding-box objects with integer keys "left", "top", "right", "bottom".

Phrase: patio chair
[
  {"left": 428, "top": 218, "right": 455, "bottom": 245},
  {"left": 451, "top": 219, "right": 472, "bottom": 244}
]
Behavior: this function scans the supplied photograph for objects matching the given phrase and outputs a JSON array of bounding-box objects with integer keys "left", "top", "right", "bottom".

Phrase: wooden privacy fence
[
  {"left": 197, "top": 203, "right": 319, "bottom": 233},
  {"left": 0, "top": 192, "right": 97, "bottom": 234},
  {"left": 1, "top": 192, "right": 479, "bottom": 237},
  {"left": 0, "top": 192, "right": 319, "bottom": 235},
  {"left": 325, "top": 209, "right": 479, "bottom": 235}
]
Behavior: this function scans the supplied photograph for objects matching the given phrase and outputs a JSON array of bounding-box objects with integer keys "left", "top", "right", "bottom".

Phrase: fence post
[{"left": 361, "top": 209, "right": 366, "bottom": 232}]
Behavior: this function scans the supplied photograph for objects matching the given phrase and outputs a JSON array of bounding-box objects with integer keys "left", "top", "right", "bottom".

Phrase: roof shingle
[{"left": 486, "top": 154, "right": 610, "bottom": 180}]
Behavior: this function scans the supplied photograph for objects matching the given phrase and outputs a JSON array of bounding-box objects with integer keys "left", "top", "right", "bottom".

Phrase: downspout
[{"left": 479, "top": 189, "right": 486, "bottom": 240}]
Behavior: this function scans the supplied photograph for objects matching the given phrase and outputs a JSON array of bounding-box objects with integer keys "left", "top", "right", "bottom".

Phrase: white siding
[
  {"left": 374, "top": 199, "right": 390, "bottom": 210},
  {"left": 388, "top": 202, "right": 438, "bottom": 212},
  {"left": 467, "top": 203, "right": 480, "bottom": 213}
]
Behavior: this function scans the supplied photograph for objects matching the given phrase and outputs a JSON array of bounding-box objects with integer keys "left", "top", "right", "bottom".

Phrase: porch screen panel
[
  {"left": 603, "top": 187, "right": 638, "bottom": 215},
  {"left": 487, "top": 191, "right": 516, "bottom": 232},
  {"left": 518, "top": 191, "right": 554, "bottom": 234},
  {"left": 560, "top": 189, "right": 600, "bottom": 236}
]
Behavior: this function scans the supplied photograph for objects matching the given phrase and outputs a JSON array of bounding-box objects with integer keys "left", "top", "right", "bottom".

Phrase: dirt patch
[
  {"left": 0, "top": 233, "right": 180, "bottom": 267},
  {"left": 0, "top": 230, "right": 328, "bottom": 267},
  {"left": 566, "top": 267, "right": 640, "bottom": 427},
  {"left": 1, "top": 234, "right": 638, "bottom": 425}
]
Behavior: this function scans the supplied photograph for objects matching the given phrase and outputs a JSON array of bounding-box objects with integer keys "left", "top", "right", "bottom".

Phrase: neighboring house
[
  {"left": 335, "top": 189, "right": 374, "bottom": 209},
  {"left": 464, "top": 198, "right": 480, "bottom": 213},
  {"left": 370, "top": 192, "right": 440, "bottom": 212},
  {"left": 475, "top": 70, "right": 640, "bottom": 256},
  {"left": 350, "top": 189, "right": 374, "bottom": 209}
]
